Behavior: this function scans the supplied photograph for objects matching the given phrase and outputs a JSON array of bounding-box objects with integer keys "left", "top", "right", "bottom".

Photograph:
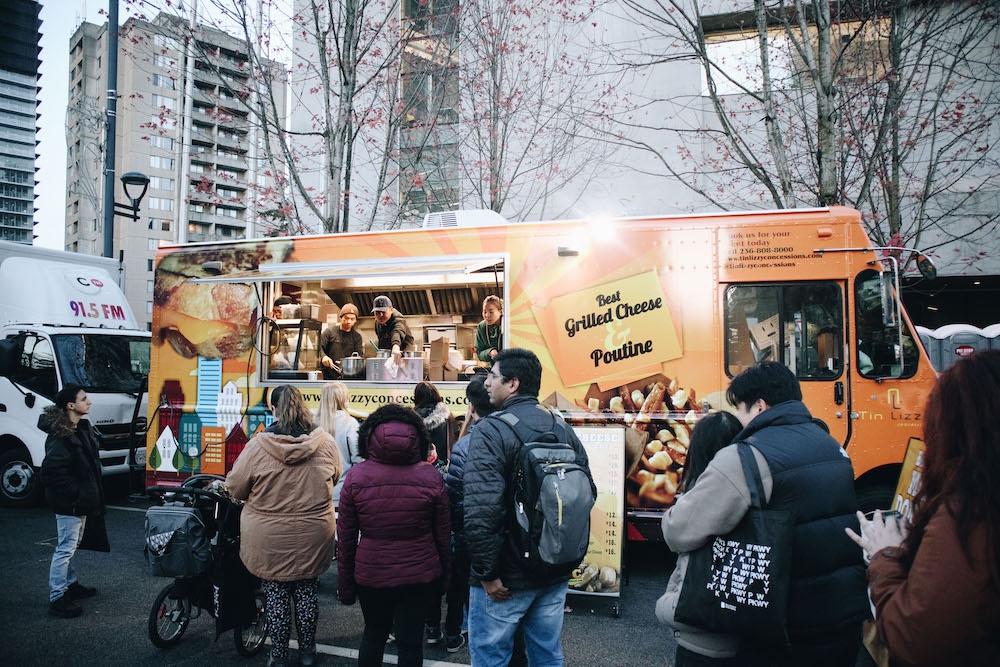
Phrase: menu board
[
  {"left": 891, "top": 437, "right": 926, "bottom": 524},
  {"left": 569, "top": 426, "right": 626, "bottom": 598}
]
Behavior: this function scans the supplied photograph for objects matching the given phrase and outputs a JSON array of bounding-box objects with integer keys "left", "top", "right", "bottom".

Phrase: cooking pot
[{"left": 340, "top": 353, "right": 365, "bottom": 379}]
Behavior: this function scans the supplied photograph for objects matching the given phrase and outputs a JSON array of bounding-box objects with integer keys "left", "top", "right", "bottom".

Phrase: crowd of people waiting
[{"left": 38, "top": 346, "right": 1000, "bottom": 667}]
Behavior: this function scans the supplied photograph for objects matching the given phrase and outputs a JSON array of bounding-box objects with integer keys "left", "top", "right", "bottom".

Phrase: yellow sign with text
[
  {"left": 533, "top": 271, "right": 682, "bottom": 387},
  {"left": 892, "top": 437, "right": 925, "bottom": 524}
]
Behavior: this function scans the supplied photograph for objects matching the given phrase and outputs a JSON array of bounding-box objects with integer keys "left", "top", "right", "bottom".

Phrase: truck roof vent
[{"left": 423, "top": 209, "right": 508, "bottom": 228}]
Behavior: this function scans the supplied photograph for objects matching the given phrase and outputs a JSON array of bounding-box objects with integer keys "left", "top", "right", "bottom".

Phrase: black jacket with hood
[
  {"left": 463, "top": 394, "right": 596, "bottom": 590},
  {"left": 38, "top": 405, "right": 104, "bottom": 516}
]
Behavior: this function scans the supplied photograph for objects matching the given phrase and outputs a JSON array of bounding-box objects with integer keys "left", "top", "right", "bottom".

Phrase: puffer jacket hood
[
  {"left": 37, "top": 405, "right": 77, "bottom": 438},
  {"left": 359, "top": 403, "right": 429, "bottom": 466},
  {"left": 255, "top": 427, "right": 327, "bottom": 465}
]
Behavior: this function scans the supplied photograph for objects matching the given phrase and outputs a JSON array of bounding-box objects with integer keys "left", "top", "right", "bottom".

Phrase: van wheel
[
  {"left": 855, "top": 483, "right": 895, "bottom": 515},
  {"left": 0, "top": 449, "right": 42, "bottom": 508}
]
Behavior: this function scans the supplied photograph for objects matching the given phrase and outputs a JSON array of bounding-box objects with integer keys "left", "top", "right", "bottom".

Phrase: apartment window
[
  {"left": 148, "top": 197, "right": 174, "bottom": 211},
  {"left": 150, "top": 156, "right": 175, "bottom": 170},
  {"left": 146, "top": 280, "right": 154, "bottom": 293},
  {"left": 149, "top": 136, "right": 175, "bottom": 150},
  {"left": 147, "top": 301, "right": 153, "bottom": 315},
  {"left": 151, "top": 94, "right": 177, "bottom": 111},
  {"left": 148, "top": 238, "right": 157, "bottom": 251},
  {"left": 147, "top": 259, "right": 154, "bottom": 272},
  {"left": 161, "top": 219, "right": 171, "bottom": 232},
  {"left": 150, "top": 114, "right": 178, "bottom": 131},
  {"left": 188, "top": 223, "right": 208, "bottom": 235},
  {"left": 149, "top": 176, "right": 175, "bottom": 191},
  {"left": 218, "top": 225, "right": 234, "bottom": 237},
  {"left": 189, "top": 203, "right": 206, "bottom": 213},
  {"left": 152, "top": 54, "right": 172, "bottom": 68},
  {"left": 152, "top": 74, "right": 175, "bottom": 90},
  {"left": 218, "top": 207, "right": 238, "bottom": 219},
  {"left": 69, "top": 221, "right": 78, "bottom": 235},
  {"left": 190, "top": 164, "right": 205, "bottom": 174}
]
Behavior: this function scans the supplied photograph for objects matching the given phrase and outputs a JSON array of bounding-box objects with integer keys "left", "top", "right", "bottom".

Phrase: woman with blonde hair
[
  {"left": 317, "top": 381, "right": 361, "bottom": 504},
  {"left": 227, "top": 385, "right": 342, "bottom": 667}
]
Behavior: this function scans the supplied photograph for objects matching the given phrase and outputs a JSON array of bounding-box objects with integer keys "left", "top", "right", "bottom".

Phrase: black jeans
[
  {"left": 674, "top": 645, "right": 737, "bottom": 666},
  {"left": 738, "top": 624, "right": 863, "bottom": 667},
  {"left": 358, "top": 581, "right": 438, "bottom": 667},
  {"left": 444, "top": 545, "right": 470, "bottom": 636}
]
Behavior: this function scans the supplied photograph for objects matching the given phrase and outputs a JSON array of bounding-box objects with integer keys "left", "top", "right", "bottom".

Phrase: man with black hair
[
  {"left": 463, "top": 348, "right": 595, "bottom": 666},
  {"left": 662, "top": 361, "right": 868, "bottom": 666}
]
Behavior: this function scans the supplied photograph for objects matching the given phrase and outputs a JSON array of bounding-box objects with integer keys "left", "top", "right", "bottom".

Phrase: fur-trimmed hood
[
  {"left": 416, "top": 401, "right": 451, "bottom": 431},
  {"left": 37, "top": 405, "right": 88, "bottom": 439},
  {"left": 359, "top": 403, "right": 431, "bottom": 465}
]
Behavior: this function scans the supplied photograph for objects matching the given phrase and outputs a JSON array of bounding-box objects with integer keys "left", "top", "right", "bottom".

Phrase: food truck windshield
[{"left": 185, "top": 254, "right": 507, "bottom": 385}]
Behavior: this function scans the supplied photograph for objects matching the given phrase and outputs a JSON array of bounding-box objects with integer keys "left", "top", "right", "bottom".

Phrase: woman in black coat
[{"left": 39, "top": 384, "right": 106, "bottom": 618}]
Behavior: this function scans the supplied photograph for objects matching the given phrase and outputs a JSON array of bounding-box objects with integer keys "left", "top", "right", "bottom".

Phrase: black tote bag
[{"left": 674, "top": 442, "right": 793, "bottom": 643}]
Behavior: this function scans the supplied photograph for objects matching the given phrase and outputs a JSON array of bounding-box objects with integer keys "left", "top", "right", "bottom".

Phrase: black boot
[{"left": 49, "top": 595, "right": 83, "bottom": 618}]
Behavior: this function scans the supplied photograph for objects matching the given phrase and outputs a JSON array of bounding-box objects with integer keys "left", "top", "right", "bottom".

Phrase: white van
[{"left": 0, "top": 241, "right": 150, "bottom": 506}]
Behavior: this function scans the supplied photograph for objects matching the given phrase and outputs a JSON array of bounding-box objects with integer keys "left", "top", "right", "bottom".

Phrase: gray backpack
[
  {"left": 144, "top": 502, "right": 213, "bottom": 578},
  {"left": 492, "top": 410, "right": 596, "bottom": 572}
]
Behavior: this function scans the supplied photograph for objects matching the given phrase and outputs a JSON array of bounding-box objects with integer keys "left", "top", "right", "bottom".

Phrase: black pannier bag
[
  {"left": 144, "top": 502, "right": 213, "bottom": 578},
  {"left": 675, "top": 441, "right": 793, "bottom": 643}
]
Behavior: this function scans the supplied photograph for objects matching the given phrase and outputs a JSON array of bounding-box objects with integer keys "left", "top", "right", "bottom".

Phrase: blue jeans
[
  {"left": 49, "top": 514, "right": 86, "bottom": 602},
  {"left": 468, "top": 581, "right": 567, "bottom": 667}
]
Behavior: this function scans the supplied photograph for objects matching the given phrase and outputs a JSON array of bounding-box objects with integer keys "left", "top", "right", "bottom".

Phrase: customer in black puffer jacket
[
  {"left": 464, "top": 348, "right": 596, "bottom": 666},
  {"left": 39, "top": 384, "right": 107, "bottom": 619},
  {"left": 663, "top": 362, "right": 867, "bottom": 667}
]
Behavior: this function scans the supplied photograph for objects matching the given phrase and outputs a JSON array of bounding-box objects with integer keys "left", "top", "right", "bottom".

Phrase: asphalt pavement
[{"left": 0, "top": 478, "right": 679, "bottom": 666}]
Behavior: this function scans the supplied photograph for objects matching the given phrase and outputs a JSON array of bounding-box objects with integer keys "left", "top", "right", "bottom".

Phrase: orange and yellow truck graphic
[{"left": 146, "top": 206, "right": 936, "bottom": 542}]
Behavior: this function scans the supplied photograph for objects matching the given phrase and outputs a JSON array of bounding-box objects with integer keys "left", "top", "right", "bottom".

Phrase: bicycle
[{"left": 145, "top": 474, "right": 268, "bottom": 657}]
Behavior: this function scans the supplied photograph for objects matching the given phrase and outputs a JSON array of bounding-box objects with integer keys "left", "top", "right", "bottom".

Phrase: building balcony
[
  {"left": 187, "top": 209, "right": 214, "bottom": 224},
  {"left": 215, "top": 152, "right": 247, "bottom": 170}
]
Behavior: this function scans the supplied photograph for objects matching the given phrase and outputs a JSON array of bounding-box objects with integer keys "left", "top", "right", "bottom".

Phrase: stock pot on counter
[{"left": 340, "top": 353, "right": 365, "bottom": 379}]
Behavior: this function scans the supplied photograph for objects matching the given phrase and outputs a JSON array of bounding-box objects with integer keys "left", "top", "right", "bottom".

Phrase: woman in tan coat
[{"left": 226, "top": 385, "right": 341, "bottom": 667}]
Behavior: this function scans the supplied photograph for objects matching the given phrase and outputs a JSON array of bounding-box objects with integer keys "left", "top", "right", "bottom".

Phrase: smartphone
[{"left": 865, "top": 509, "right": 902, "bottom": 523}]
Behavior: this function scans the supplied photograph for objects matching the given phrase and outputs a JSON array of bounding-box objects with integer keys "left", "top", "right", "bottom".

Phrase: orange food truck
[{"left": 145, "top": 206, "right": 936, "bottom": 544}]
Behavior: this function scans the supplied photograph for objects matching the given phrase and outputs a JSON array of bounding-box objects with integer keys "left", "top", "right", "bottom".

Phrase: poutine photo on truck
[{"left": 146, "top": 206, "right": 936, "bottom": 547}]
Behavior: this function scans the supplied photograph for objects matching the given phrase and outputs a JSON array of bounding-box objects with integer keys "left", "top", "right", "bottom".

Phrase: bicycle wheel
[
  {"left": 148, "top": 582, "right": 191, "bottom": 648},
  {"left": 234, "top": 589, "right": 268, "bottom": 657}
]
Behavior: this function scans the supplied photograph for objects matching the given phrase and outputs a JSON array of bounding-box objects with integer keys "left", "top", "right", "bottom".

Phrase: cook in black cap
[{"left": 372, "top": 295, "right": 413, "bottom": 365}]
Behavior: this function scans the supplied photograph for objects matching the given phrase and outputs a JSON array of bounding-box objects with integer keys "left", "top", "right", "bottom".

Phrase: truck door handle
[{"left": 834, "top": 382, "right": 844, "bottom": 406}]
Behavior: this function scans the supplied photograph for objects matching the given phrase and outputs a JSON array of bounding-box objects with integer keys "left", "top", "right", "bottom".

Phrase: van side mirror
[
  {"left": 916, "top": 253, "right": 937, "bottom": 281},
  {"left": 25, "top": 393, "right": 35, "bottom": 409}
]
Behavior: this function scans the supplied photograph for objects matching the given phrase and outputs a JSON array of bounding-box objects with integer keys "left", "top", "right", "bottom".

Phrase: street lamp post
[{"left": 114, "top": 171, "right": 151, "bottom": 221}]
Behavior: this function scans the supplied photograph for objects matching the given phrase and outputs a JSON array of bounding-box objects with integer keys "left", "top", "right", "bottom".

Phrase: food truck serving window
[
  {"left": 211, "top": 254, "right": 507, "bottom": 383},
  {"left": 725, "top": 282, "right": 844, "bottom": 379}
]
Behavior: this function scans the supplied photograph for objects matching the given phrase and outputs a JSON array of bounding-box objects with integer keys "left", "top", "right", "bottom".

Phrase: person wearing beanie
[
  {"left": 372, "top": 295, "right": 414, "bottom": 365},
  {"left": 320, "top": 303, "right": 365, "bottom": 380}
]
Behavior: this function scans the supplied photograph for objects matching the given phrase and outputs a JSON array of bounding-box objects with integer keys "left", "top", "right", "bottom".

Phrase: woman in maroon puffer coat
[{"left": 336, "top": 404, "right": 451, "bottom": 667}]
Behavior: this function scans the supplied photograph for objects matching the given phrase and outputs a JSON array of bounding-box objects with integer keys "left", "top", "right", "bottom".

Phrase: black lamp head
[{"left": 120, "top": 171, "right": 150, "bottom": 207}]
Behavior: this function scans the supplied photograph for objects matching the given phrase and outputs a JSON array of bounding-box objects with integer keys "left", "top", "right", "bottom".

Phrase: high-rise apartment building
[
  {"left": 0, "top": 0, "right": 41, "bottom": 243},
  {"left": 65, "top": 13, "right": 286, "bottom": 330}
]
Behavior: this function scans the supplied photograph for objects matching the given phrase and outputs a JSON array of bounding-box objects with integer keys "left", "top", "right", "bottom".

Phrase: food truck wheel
[
  {"left": 855, "top": 483, "right": 895, "bottom": 515},
  {"left": 0, "top": 448, "right": 42, "bottom": 508}
]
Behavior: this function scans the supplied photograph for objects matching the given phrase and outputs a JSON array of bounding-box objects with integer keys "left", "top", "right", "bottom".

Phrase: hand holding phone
[{"left": 846, "top": 509, "right": 907, "bottom": 563}]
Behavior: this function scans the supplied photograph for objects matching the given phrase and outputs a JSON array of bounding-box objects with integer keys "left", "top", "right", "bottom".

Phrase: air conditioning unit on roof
[{"left": 423, "top": 209, "right": 509, "bottom": 229}]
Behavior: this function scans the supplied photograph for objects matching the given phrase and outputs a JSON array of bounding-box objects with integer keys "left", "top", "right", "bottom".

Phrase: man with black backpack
[{"left": 464, "top": 348, "right": 597, "bottom": 667}]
